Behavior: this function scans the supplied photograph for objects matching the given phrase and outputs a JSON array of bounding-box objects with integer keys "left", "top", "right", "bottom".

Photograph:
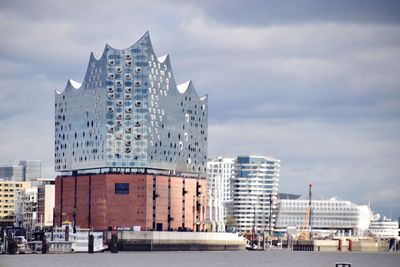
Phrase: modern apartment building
[
  {"left": 54, "top": 32, "right": 208, "bottom": 231},
  {"left": 206, "top": 156, "right": 280, "bottom": 233},
  {"left": 206, "top": 157, "right": 234, "bottom": 232},
  {"left": 229, "top": 156, "right": 280, "bottom": 233},
  {"left": 275, "top": 197, "right": 372, "bottom": 237}
]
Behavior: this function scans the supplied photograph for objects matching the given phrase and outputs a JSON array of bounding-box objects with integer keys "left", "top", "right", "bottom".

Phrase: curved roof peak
[
  {"left": 104, "top": 31, "right": 151, "bottom": 52},
  {"left": 68, "top": 79, "right": 82, "bottom": 89},
  {"left": 177, "top": 80, "right": 192, "bottom": 94},
  {"left": 157, "top": 54, "right": 169, "bottom": 63}
]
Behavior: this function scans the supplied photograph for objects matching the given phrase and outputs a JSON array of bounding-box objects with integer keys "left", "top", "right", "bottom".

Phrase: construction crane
[{"left": 299, "top": 183, "right": 312, "bottom": 241}]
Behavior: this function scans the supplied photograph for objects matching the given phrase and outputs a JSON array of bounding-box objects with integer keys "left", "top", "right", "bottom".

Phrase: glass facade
[
  {"left": 55, "top": 32, "right": 208, "bottom": 176},
  {"left": 0, "top": 160, "right": 41, "bottom": 181}
]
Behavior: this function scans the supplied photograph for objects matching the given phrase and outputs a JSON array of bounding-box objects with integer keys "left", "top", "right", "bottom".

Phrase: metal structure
[{"left": 299, "top": 183, "right": 312, "bottom": 240}]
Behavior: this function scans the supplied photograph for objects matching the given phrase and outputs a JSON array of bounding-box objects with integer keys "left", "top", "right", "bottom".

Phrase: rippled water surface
[{"left": 1, "top": 250, "right": 399, "bottom": 267}]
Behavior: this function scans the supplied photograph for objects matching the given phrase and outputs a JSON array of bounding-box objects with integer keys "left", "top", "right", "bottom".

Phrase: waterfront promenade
[{"left": 1, "top": 251, "right": 399, "bottom": 267}]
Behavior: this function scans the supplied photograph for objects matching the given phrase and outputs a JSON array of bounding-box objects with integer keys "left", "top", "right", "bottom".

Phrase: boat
[
  {"left": 368, "top": 215, "right": 400, "bottom": 239},
  {"left": 45, "top": 222, "right": 107, "bottom": 252}
]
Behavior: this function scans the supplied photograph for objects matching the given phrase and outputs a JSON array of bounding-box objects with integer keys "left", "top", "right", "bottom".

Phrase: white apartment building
[
  {"left": 229, "top": 155, "right": 280, "bottom": 233},
  {"left": 16, "top": 187, "right": 38, "bottom": 231},
  {"left": 206, "top": 157, "right": 234, "bottom": 232}
]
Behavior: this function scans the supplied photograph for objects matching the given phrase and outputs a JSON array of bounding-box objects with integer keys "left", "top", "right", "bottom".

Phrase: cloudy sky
[{"left": 0, "top": 0, "right": 399, "bottom": 219}]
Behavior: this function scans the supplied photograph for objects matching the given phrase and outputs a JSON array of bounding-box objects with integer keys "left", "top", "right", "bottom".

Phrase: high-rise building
[
  {"left": 206, "top": 157, "right": 234, "bottom": 232},
  {"left": 206, "top": 155, "right": 280, "bottom": 233},
  {"left": 0, "top": 160, "right": 41, "bottom": 181},
  {"left": 54, "top": 32, "right": 207, "bottom": 176},
  {"left": 54, "top": 32, "right": 208, "bottom": 231},
  {"left": 229, "top": 156, "right": 280, "bottom": 233},
  {"left": 20, "top": 160, "right": 41, "bottom": 181}
]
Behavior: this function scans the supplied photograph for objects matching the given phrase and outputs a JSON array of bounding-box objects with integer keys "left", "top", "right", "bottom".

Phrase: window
[{"left": 115, "top": 183, "right": 129, "bottom": 194}]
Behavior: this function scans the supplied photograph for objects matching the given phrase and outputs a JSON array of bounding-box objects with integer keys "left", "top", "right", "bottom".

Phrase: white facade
[
  {"left": 369, "top": 217, "right": 400, "bottom": 239},
  {"left": 229, "top": 156, "right": 280, "bottom": 233},
  {"left": 206, "top": 157, "right": 234, "bottom": 232},
  {"left": 15, "top": 187, "right": 38, "bottom": 230},
  {"left": 275, "top": 197, "right": 373, "bottom": 236},
  {"left": 43, "top": 184, "right": 55, "bottom": 227}
]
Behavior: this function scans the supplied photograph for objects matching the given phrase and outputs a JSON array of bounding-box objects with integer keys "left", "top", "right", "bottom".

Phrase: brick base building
[{"left": 55, "top": 173, "right": 207, "bottom": 231}]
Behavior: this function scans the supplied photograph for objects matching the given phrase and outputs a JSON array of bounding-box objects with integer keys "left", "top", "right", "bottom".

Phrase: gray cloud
[
  {"left": 0, "top": 0, "right": 399, "bottom": 219},
  {"left": 192, "top": 0, "right": 400, "bottom": 26}
]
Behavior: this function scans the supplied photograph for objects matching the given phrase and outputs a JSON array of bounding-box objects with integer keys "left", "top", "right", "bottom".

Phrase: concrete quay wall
[
  {"left": 107, "top": 231, "right": 246, "bottom": 251},
  {"left": 291, "top": 239, "right": 390, "bottom": 252}
]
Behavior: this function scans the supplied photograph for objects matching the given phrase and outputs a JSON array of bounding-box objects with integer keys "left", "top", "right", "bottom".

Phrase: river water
[{"left": 1, "top": 250, "right": 399, "bottom": 267}]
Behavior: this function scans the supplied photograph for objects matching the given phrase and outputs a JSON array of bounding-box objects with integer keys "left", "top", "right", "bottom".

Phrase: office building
[
  {"left": 275, "top": 197, "right": 372, "bottom": 237},
  {"left": 54, "top": 32, "right": 208, "bottom": 231},
  {"left": 0, "top": 160, "right": 41, "bottom": 181}
]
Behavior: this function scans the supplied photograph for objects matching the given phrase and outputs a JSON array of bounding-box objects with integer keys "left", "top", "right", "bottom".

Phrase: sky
[{"left": 0, "top": 0, "right": 399, "bottom": 219}]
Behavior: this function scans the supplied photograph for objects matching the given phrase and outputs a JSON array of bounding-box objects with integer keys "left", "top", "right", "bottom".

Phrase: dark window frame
[{"left": 115, "top": 183, "right": 129, "bottom": 194}]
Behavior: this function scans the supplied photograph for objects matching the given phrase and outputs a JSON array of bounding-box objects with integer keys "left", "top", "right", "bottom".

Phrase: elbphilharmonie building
[
  {"left": 55, "top": 32, "right": 208, "bottom": 176},
  {"left": 54, "top": 33, "right": 208, "bottom": 231}
]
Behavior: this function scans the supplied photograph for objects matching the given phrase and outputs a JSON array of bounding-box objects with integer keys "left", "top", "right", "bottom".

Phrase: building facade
[
  {"left": 0, "top": 160, "right": 41, "bottom": 181},
  {"left": 0, "top": 180, "right": 32, "bottom": 226},
  {"left": 55, "top": 174, "right": 206, "bottom": 231},
  {"left": 275, "top": 197, "right": 372, "bottom": 237},
  {"left": 228, "top": 156, "right": 280, "bottom": 233},
  {"left": 15, "top": 187, "right": 38, "bottom": 231},
  {"left": 54, "top": 32, "right": 208, "bottom": 231},
  {"left": 206, "top": 157, "right": 234, "bottom": 232},
  {"left": 37, "top": 179, "right": 55, "bottom": 228},
  {"left": 54, "top": 32, "right": 207, "bottom": 176},
  {"left": 369, "top": 216, "right": 400, "bottom": 239}
]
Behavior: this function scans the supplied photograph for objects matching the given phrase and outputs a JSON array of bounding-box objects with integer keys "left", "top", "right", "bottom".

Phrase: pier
[{"left": 106, "top": 231, "right": 247, "bottom": 251}]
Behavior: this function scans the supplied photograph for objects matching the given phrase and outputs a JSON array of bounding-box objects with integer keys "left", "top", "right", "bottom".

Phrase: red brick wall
[
  {"left": 89, "top": 175, "right": 107, "bottom": 229},
  {"left": 54, "top": 177, "right": 62, "bottom": 226},
  {"left": 145, "top": 175, "right": 153, "bottom": 230},
  {"left": 61, "top": 177, "right": 74, "bottom": 223},
  {"left": 184, "top": 178, "right": 197, "bottom": 229},
  {"left": 55, "top": 173, "right": 206, "bottom": 231},
  {"left": 76, "top": 176, "right": 89, "bottom": 228},
  {"left": 170, "top": 177, "right": 183, "bottom": 230},
  {"left": 105, "top": 174, "right": 147, "bottom": 230},
  {"left": 155, "top": 175, "right": 168, "bottom": 231}
]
